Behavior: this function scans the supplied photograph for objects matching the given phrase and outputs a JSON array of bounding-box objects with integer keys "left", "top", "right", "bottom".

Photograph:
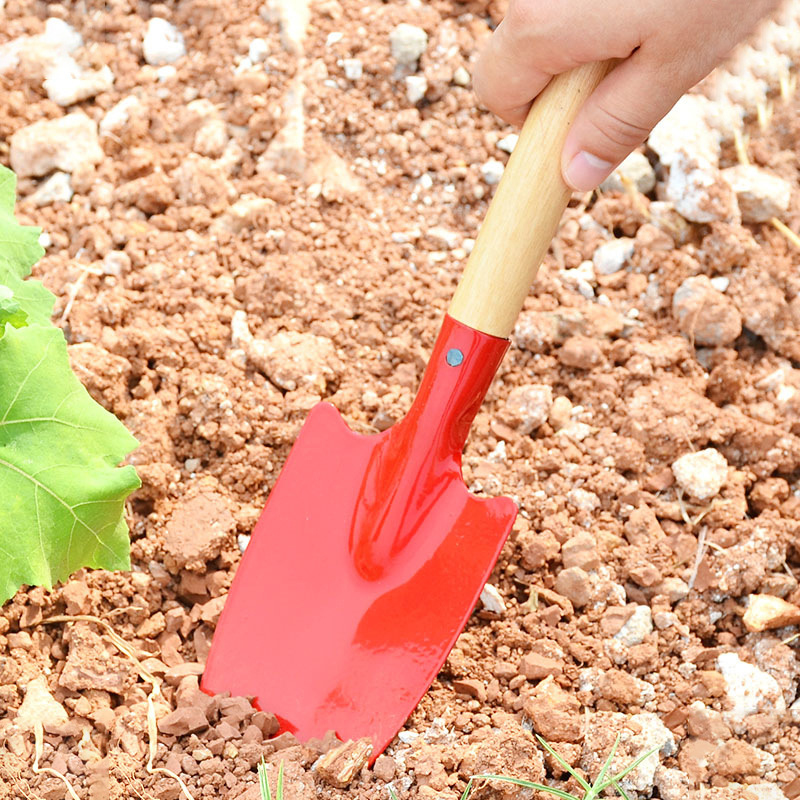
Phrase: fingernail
[{"left": 564, "top": 151, "right": 614, "bottom": 192}]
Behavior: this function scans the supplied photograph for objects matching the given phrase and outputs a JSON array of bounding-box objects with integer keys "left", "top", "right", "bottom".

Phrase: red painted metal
[{"left": 202, "top": 314, "right": 517, "bottom": 758}]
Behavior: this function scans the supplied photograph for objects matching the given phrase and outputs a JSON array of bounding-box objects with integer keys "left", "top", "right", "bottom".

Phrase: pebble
[
  {"left": 342, "top": 57, "right": 363, "bottom": 80},
  {"left": 315, "top": 738, "right": 373, "bottom": 788},
  {"left": 503, "top": 383, "right": 552, "bottom": 434},
  {"left": 16, "top": 677, "right": 69, "bottom": 733},
  {"left": 522, "top": 676, "right": 582, "bottom": 742},
  {"left": 742, "top": 594, "right": 800, "bottom": 632},
  {"left": 666, "top": 154, "right": 740, "bottom": 224},
  {"left": 157, "top": 706, "right": 209, "bottom": 736},
  {"left": 558, "top": 335, "right": 603, "bottom": 369},
  {"left": 600, "top": 150, "right": 656, "bottom": 194},
  {"left": 100, "top": 95, "right": 142, "bottom": 136},
  {"left": 593, "top": 237, "right": 635, "bottom": 275},
  {"left": 548, "top": 395, "right": 572, "bottom": 430},
  {"left": 372, "top": 754, "right": 397, "bottom": 782},
  {"left": 28, "top": 172, "right": 73, "bottom": 206},
  {"left": 566, "top": 487, "right": 600, "bottom": 513},
  {"left": 479, "top": 583, "right": 505, "bottom": 614},
  {"left": 425, "top": 226, "right": 460, "bottom": 249},
  {"left": 561, "top": 532, "right": 600, "bottom": 571},
  {"left": 554, "top": 567, "right": 591, "bottom": 608},
  {"left": 614, "top": 605, "right": 653, "bottom": 646},
  {"left": 44, "top": 64, "right": 114, "bottom": 107},
  {"left": 452, "top": 66, "right": 470, "bottom": 86},
  {"left": 248, "top": 37, "right": 269, "bottom": 63},
  {"left": 518, "top": 652, "right": 563, "bottom": 680},
  {"left": 10, "top": 112, "right": 103, "bottom": 178},
  {"left": 496, "top": 133, "right": 518, "bottom": 154},
  {"left": 162, "top": 490, "right": 236, "bottom": 571},
  {"left": 721, "top": 164, "right": 792, "bottom": 222},
  {"left": 480, "top": 158, "right": 504, "bottom": 185},
  {"left": 389, "top": 23, "right": 428, "bottom": 68},
  {"left": 717, "top": 652, "right": 787, "bottom": 733},
  {"left": 143, "top": 18, "right": 186, "bottom": 65},
  {"left": 672, "top": 275, "right": 742, "bottom": 346},
  {"left": 647, "top": 94, "right": 721, "bottom": 168},
  {"left": 671, "top": 448, "right": 729, "bottom": 500}
]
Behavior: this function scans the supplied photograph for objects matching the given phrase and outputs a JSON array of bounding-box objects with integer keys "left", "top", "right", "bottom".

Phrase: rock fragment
[
  {"left": 157, "top": 706, "right": 209, "bottom": 736},
  {"left": 721, "top": 164, "right": 792, "bottom": 222},
  {"left": 481, "top": 158, "right": 504, "bottom": 185},
  {"left": 10, "top": 112, "right": 103, "bottom": 178},
  {"left": 315, "top": 738, "right": 372, "bottom": 788},
  {"left": 28, "top": 172, "right": 73, "bottom": 206},
  {"left": 405, "top": 75, "right": 427, "bottom": 104},
  {"left": 558, "top": 336, "right": 603, "bottom": 369},
  {"left": 717, "top": 652, "right": 787, "bottom": 733},
  {"left": 555, "top": 567, "right": 591, "bottom": 608},
  {"left": 44, "top": 64, "right": 114, "bottom": 106},
  {"left": 648, "top": 94, "right": 721, "bottom": 167},
  {"left": 479, "top": 583, "right": 505, "bottom": 614},
  {"left": 522, "top": 676, "right": 582, "bottom": 742},
  {"left": 672, "top": 275, "right": 742, "bottom": 346},
  {"left": 143, "top": 18, "right": 186, "bottom": 65},
  {"left": 561, "top": 533, "right": 599, "bottom": 572},
  {"left": 16, "top": 677, "right": 69, "bottom": 733},
  {"left": 503, "top": 384, "right": 552, "bottom": 434},
  {"left": 593, "top": 237, "right": 635, "bottom": 275},
  {"left": 162, "top": 490, "right": 236, "bottom": 572},
  {"left": 614, "top": 605, "right": 653, "bottom": 646},
  {"left": 519, "top": 652, "right": 563, "bottom": 681},
  {"left": 389, "top": 24, "right": 428, "bottom": 68},
  {"left": 666, "top": 155, "right": 739, "bottom": 224},
  {"left": 672, "top": 448, "right": 728, "bottom": 500},
  {"left": 600, "top": 151, "right": 656, "bottom": 194},
  {"left": 743, "top": 594, "right": 800, "bottom": 632}
]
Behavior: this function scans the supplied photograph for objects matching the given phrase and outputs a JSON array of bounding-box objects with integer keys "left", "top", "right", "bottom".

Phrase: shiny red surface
[{"left": 202, "top": 315, "right": 517, "bottom": 758}]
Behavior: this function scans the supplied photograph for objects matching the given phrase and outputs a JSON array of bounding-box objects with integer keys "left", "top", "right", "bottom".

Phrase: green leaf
[
  {"left": 0, "top": 325, "right": 140, "bottom": 603},
  {"left": 473, "top": 775, "right": 580, "bottom": 800},
  {"left": 0, "top": 165, "right": 52, "bottom": 326},
  {"left": 0, "top": 294, "right": 28, "bottom": 337}
]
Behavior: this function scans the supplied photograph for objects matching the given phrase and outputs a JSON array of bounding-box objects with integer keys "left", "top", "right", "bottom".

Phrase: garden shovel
[{"left": 202, "top": 62, "right": 612, "bottom": 758}]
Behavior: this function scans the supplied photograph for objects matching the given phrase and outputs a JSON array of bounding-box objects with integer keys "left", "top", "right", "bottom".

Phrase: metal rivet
[{"left": 446, "top": 348, "right": 464, "bottom": 367}]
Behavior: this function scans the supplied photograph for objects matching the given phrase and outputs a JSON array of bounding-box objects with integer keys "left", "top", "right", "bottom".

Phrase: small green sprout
[
  {"left": 462, "top": 734, "right": 660, "bottom": 800},
  {"left": 258, "top": 758, "right": 284, "bottom": 800}
]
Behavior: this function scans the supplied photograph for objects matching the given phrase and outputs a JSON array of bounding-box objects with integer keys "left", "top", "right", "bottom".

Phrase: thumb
[{"left": 561, "top": 53, "right": 685, "bottom": 192}]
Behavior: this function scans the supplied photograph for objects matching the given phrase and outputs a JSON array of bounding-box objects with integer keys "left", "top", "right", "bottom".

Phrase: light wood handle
[{"left": 448, "top": 61, "right": 614, "bottom": 338}]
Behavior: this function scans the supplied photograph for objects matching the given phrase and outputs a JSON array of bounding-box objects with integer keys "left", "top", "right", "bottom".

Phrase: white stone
[
  {"left": 496, "top": 134, "right": 518, "bottom": 154},
  {"left": 143, "top": 18, "right": 186, "bottom": 66},
  {"left": 43, "top": 18, "right": 83, "bottom": 53},
  {"left": 248, "top": 37, "right": 269, "bottom": 63},
  {"left": 666, "top": 154, "right": 739, "bottom": 224},
  {"left": 426, "top": 226, "right": 460, "bottom": 250},
  {"left": 16, "top": 677, "right": 68, "bottom": 733},
  {"left": 505, "top": 384, "right": 552, "bottom": 434},
  {"left": 481, "top": 158, "right": 504, "bottom": 185},
  {"left": 194, "top": 118, "right": 229, "bottom": 158},
  {"left": 405, "top": 74, "right": 427, "bottom": 104},
  {"left": 672, "top": 448, "right": 728, "bottom": 500},
  {"left": 452, "top": 66, "right": 470, "bottom": 86},
  {"left": 654, "top": 766, "right": 692, "bottom": 800},
  {"left": 593, "top": 237, "right": 634, "bottom": 275},
  {"left": 648, "top": 94, "right": 721, "bottom": 168},
  {"left": 44, "top": 64, "right": 114, "bottom": 106},
  {"left": 10, "top": 112, "right": 103, "bottom": 178},
  {"left": 710, "top": 276, "right": 730, "bottom": 292},
  {"left": 717, "top": 652, "right": 787, "bottom": 733},
  {"left": 600, "top": 151, "right": 656, "bottom": 194},
  {"left": 342, "top": 58, "right": 362, "bottom": 80},
  {"left": 237, "top": 533, "right": 251, "bottom": 554},
  {"left": 746, "top": 784, "right": 791, "bottom": 800},
  {"left": 567, "top": 487, "right": 600, "bottom": 512},
  {"left": 100, "top": 95, "right": 142, "bottom": 136},
  {"left": 157, "top": 65, "right": 177, "bottom": 81},
  {"left": 389, "top": 23, "right": 428, "bottom": 68},
  {"left": 615, "top": 605, "right": 653, "bottom": 646},
  {"left": 479, "top": 583, "right": 505, "bottom": 614},
  {"left": 29, "top": 172, "right": 72, "bottom": 206},
  {"left": 721, "top": 164, "right": 792, "bottom": 223}
]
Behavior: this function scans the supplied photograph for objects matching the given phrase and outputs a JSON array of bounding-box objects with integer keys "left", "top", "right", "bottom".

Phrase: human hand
[{"left": 473, "top": 0, "right": 782, "bottom": 191}]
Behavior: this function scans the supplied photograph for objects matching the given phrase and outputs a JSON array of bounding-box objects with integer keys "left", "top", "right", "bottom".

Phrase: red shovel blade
[{"left": 202, "top": 316, "right": 517, "bottom": 757}]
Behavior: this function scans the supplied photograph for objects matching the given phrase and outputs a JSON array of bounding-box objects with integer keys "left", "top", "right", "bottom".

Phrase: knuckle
[{"left": 587, "top": 103, "right": 651, "bottom": 152}]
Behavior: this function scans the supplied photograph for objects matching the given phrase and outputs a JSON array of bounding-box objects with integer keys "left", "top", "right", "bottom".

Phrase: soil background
[{"left": 1, "top": 0, "right": 800, "bottom": 798}]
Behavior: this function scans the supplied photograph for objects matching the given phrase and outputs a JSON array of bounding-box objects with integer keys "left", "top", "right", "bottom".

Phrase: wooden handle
[{"left": 448, "top": 61, "right": 614, "bottom": 338}]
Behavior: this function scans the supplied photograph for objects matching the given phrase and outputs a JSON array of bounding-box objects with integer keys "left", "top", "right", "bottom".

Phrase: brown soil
[{"left": 1, "top": 0, "right": 799, "bottom": 799}]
